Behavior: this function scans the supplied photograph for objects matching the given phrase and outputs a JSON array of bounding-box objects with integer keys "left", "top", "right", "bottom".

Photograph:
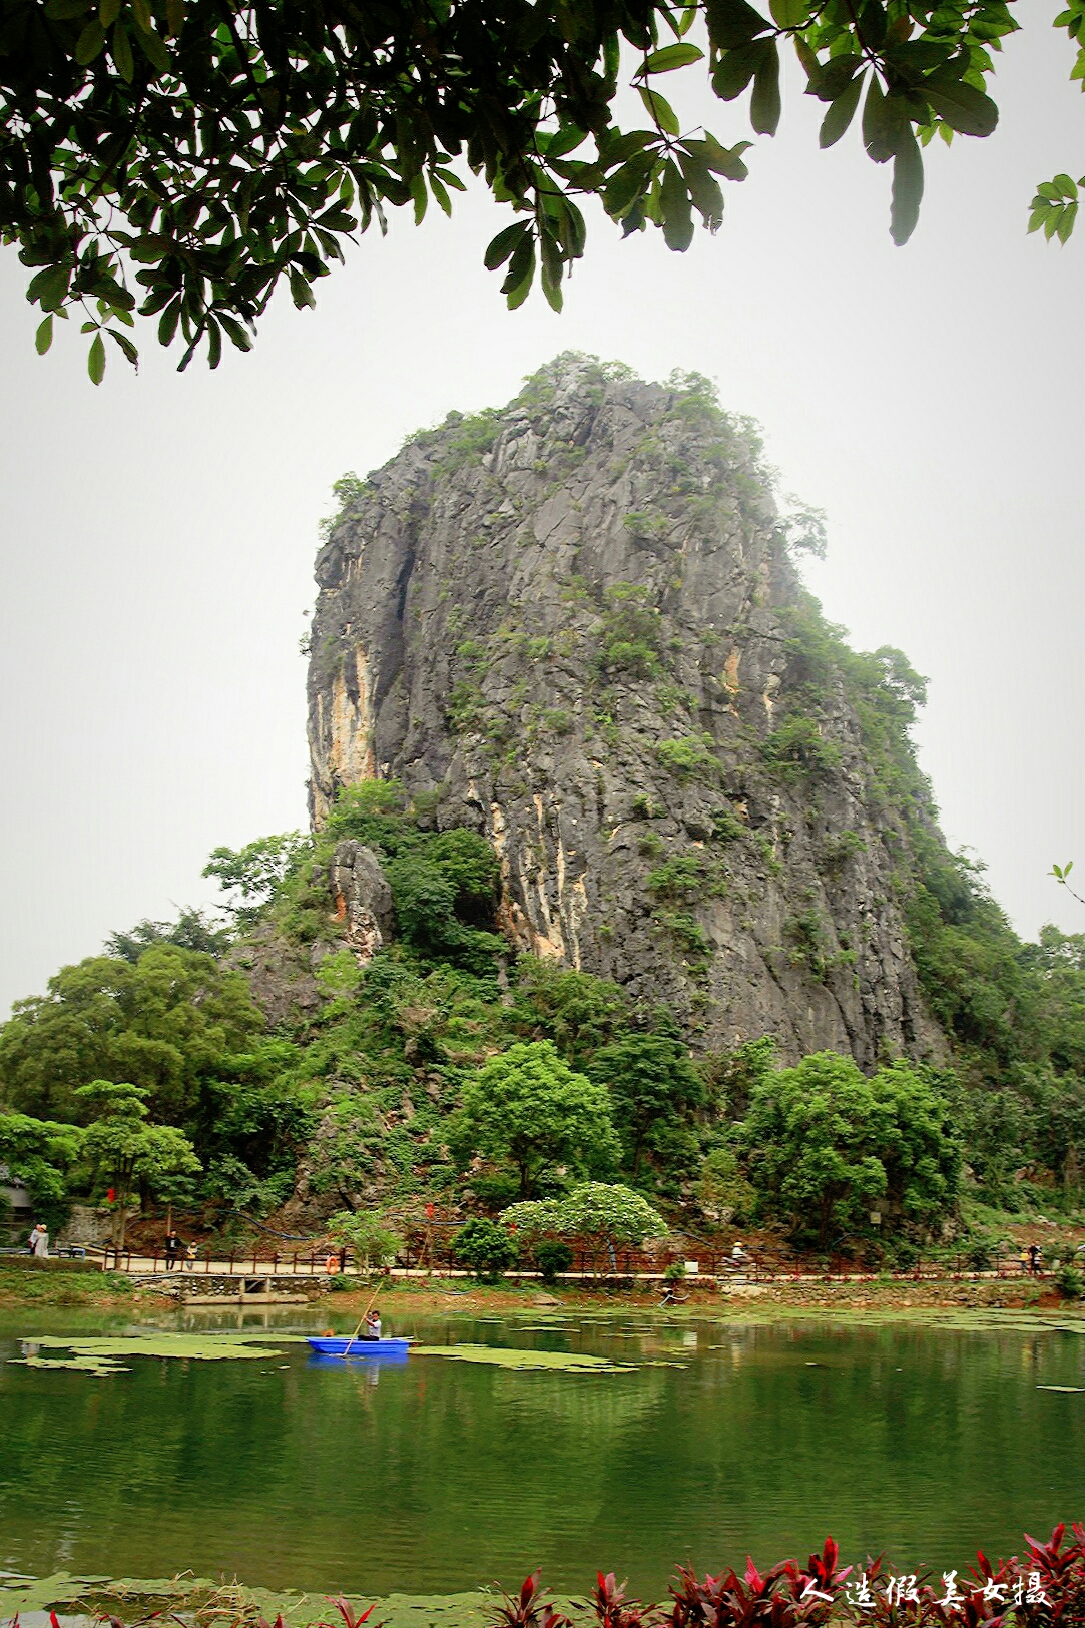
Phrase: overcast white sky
[{"left": 1, "top": 6, "right": 1082, "bottom": 1017}]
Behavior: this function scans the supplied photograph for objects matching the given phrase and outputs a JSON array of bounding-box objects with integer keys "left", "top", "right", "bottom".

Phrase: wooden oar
[{"left": 342, "top": 1282, "right": 381, "bottom": 1356}]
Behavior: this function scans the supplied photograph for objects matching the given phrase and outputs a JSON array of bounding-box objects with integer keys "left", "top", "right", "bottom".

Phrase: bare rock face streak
[{"left": 308, "top": 358, "right": 944, "bottom": 1065}]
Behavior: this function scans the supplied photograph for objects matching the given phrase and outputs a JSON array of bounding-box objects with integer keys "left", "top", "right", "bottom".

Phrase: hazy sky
[{"left": 1, "top": 9, "right": 1082, "bottom": 1017}]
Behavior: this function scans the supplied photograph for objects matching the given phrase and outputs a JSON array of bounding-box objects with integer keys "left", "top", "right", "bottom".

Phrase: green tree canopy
[
  {"left": 202, "top": 833, "right": 311, "bottom": 926},
  {"left": 0, "top": 942, "right": 264, "bottom": 1125},
  {"left": 327, "top": 1207, "right": 403, "bottom": 1270},
  {"left": 502, "top": 1181, "right": 667, "bottom": 1252},
  {"left": 6, "top": 0, "right": 1068, "bottom": 383},
  {"left": 451, "top": 1215, "right": 519, "bottom": 1280},
  {"left": 452, "top": 1039, "right": 620, "bottom": 1196},
  {"left": 736, "top": 1051, "right": 962, "bottom": 1247},
  {"left": 0, "top": 1109, "right": 84, "bottom": 1228},
  {"left": 77, "top": 1079, "right": 201, "bottom": 1245},
  {"left": 587, "top": 1029, "right": 704, "bottom": 1173}
]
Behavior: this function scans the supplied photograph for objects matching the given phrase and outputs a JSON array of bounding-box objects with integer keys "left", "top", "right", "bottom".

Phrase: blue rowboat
[{"left": 307, "top": 1336, "right": 410, "bottom": 1357}]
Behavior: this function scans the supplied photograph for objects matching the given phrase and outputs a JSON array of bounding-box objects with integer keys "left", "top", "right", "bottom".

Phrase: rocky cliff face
[{"left": 307, "top": 356, "right": 946, "bottom": 1066}]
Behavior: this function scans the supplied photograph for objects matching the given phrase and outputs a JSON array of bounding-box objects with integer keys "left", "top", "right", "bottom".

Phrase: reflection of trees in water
[
  {"left": 490, "top": 1367, "right": 667, "bottom": 1430},
  {"left": 3, "top": 1321, "right": 1085, "bottom": 1593}
]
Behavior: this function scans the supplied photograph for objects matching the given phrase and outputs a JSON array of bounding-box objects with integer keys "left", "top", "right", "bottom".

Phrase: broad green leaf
[
  {"left": 638, "top": 85, "right": 681, "bottom": 134},
  {"left": 768, "top": 0, "right": 810, "bottom": 27},
  {"left": 130, "top": 0, "right": 150, "bottom": 29},
  {"left": 1052, "top": 172, "right": 1078, "bottom": 198},
  {"left": 890, "top": 127, "right": 924, "bottom": 242},
  {"left": 686, "top": 133, "right": 751, "bottom": 181},
  {"left": 74, "top": 18, "right": 105, "bottom": 61},
  {"left": 501, "top": 232, "right": 535, "bottom": 297},
  {"left": 429, "top": 173, "right": 452, "bottom": 216},
  {"left": 218, "top": 313, "right": 253, "bottom": 351},
  {"left": 660, "top": 158, "right": 694, "bottom": 249},
  {"left": 505, "top": 245, "right": 536, "bottom": 310},
  {"left": 862, "top": 77, "right": 907, "bottom": 162},
  {"left": 207, "top": 319, "right": 222, "bottom": 370},
  {"left": 484, "top": 221, "right": 529, "bottom": 270},
  {"left": 112, "top": 21, "right": 133, "bottom": 81},
  {"left": 750, "top": 39, "right": 781, "bottom": 134},
  {"left": 108, "top": 328, "right": 139, "bottom": 366},
  {"left": 133, "top": 20, "right": 169, "bottom": 71},
  {"left": 806, "top": 52, "right": 864, "bottom": 103},
  {"left": 128, "top": 234, "right": 173, "bottom": 261},
  {"left": 289, "top": 268, "right": 316, "bottom": 308},
  {"left": 643, "top": 43, "right": 704, "bottom": 72},
  {"left": 678, "top": 148, "right": 724, "bottom": 229},
  {"left": 35, "top": 316, "right": 53, "bottom": 355},
  {"left": 603, "top": 154, "right": 656, "bottom": 215},
  {"left": 544, "top": 125, "right": 587, "bottom": 158},
  {"left": 87, "top": 332, "right": 106, "bottom": 385},
  {"left": 1056, "top": 200, "right": 1078, "bottom": 240},
  {"left": 410, "top": 173, "right": 427, "bottom": 225},
  {"left": 711, "top": 43, "right": 762, "bottom": 101},
  {"left": 820, "top": 74, "right": 864, "bottom": 147},
  {"left": 157, "top": 295, "right": 181, "bottom": 346},
  {"left": 165, "top": 0, "right": 184, "bottom": 34},
  {"left": 922, "top": 77, "right": 998, "bottom": 137},
  {"left": 705, "top": 0, "right": 772, "bottom": 49},
  {"left": 27, "top": 264, "right": 70, "bottom": 311},
  {"left": 99, "top": 0, "right": 120, "bottom": 25},
  {"left": 43, "top": 0, "right": 92, "bottom": 18}
]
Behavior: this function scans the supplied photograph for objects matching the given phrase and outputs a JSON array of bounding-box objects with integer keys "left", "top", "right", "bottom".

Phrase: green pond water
[{"left": 2, "top": 1306, "right": 1084, "bottom": 1600}]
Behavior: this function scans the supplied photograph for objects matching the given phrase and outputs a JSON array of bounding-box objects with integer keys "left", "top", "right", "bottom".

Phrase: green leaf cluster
[{"left": 13, "top": 0, "right": 1066, "bottom": 379}]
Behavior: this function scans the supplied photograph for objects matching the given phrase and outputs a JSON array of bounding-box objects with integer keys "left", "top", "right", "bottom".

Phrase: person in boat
[{"left": 362, "top": 1309, "right": 382, "bottom": 1340}]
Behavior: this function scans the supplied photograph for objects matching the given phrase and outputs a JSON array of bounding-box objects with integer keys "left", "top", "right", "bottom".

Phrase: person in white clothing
[{"left": 32, "top": 1224, "right": 49, "bottom": 1258}]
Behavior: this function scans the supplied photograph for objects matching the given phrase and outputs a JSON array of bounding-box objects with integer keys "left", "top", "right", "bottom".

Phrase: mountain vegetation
[{"left": 3, "top": 360, "right": 1085, "bottom": 1261}]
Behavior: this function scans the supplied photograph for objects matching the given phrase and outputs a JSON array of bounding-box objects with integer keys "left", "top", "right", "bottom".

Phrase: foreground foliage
[
  {"left": 5, "top": 0, "right": 1080, "bottom": 381},
  {"left": 485, "top": 1528, "right": 1085, "bottom": 1628}
]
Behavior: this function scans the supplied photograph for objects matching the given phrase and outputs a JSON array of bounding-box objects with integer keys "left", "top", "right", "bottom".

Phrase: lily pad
[
  {"left": 413, "top": 1343, "right": 635, "bottom": 1373},
  {"left": 12, "top": 1333, "right": 295, "bottom": 1372}
]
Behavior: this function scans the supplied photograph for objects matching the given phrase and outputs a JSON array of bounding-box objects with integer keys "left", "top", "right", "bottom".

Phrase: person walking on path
[
  {"left": 1029, "top": 1242, "right": 1042, "bottom": 1276},
  {"left": 27, "top": 1222, "right": 41, "bottom": 1256},
  {"left": 32, "top": 1223, "right": 49, "bottom": 1258},
  {"left": 164, "top": 1230, "right": 179, "bottom": 1269}
]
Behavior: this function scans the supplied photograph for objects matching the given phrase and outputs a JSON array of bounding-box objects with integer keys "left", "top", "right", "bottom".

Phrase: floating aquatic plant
[
  {"left": 9, "top": 1332, "right": 297, "bottom": 1375},
  {"left": 412, "top": 1344, "right": 634, "bottom": 1373}
]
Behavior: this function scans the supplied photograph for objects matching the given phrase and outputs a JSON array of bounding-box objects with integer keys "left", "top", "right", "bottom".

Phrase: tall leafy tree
[
  {"left": 737, "top": 1051, "right": 961, "bottom": 1247},
  {"left": 77, "top": 1080, "right": 201, "bottom": 1246},
  {"left": 4, "top": 0, "right": 1058, "bottom": 383},
  {"left": 452, "top": 1039, "right": 620, "bottom": 1196},
  {"left": 0, "top": 943, "right": 263, "bottom": 1124},
  {"left": 0, "top": 1109, "right": 83, "bottom": 1229},
  {"left": 587, "top": 1030, "right": 704, "bottom": 1174}
]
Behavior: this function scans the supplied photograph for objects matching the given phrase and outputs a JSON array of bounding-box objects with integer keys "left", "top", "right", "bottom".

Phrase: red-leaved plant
[
  {"left": 491, "top": 1571, "right": 571, "bottom": 1628},
  {"left": 485, "top": 1528, "right": 1085, "bottom": 1628}
]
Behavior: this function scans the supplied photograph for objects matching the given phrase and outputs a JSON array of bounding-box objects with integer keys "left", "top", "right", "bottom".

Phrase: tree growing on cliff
[
  {"left": 451, "top": 1040, "right": 620, "bottom": 1197},
  {"left": 7, "top": 0, "right": 1068, "bottom": 382},
  {"left": 736, "top": 1051, "right": 961, "bottom": 1247}
]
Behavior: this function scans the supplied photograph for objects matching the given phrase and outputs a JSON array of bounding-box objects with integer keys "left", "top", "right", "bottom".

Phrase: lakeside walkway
[{"left": 49, "top": 1245, "right": 1050, "bottom": 1287}]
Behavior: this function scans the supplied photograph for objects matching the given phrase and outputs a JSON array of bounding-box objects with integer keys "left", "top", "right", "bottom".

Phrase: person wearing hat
[{"left": 32, "top": 1222, "right": 49, "bottom": 1258}]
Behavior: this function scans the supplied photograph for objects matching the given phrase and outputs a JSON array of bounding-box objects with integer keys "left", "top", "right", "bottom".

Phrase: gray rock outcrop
[{"left": 307, "top": 355, "right": 947, "bottom": 1066}]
